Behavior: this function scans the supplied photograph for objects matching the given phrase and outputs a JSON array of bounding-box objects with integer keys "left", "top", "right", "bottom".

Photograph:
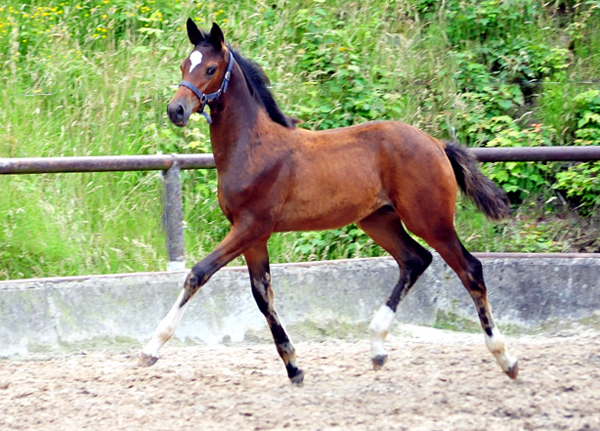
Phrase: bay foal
[{"left": 140, "top": 20, "right": 518, "bottom": 384}]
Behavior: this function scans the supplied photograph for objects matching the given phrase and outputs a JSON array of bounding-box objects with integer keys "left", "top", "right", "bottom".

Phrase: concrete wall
[{"left": 2, "top": 254, "right": 600, "bottom": 357}]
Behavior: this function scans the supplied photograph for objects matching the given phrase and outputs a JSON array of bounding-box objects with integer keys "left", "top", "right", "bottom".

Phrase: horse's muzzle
[{"left": 167, "top": 101, "right": 192, "bottom": 127}]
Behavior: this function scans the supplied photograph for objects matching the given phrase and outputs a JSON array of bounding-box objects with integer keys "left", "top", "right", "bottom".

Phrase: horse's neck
[{"left": 209, "top": 63, "right": 261, "bottom": 169}]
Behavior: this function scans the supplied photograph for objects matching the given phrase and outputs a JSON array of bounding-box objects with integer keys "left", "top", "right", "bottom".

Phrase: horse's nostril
[{"left": 167, "top": 103, "right": 187, "bottom": 126}]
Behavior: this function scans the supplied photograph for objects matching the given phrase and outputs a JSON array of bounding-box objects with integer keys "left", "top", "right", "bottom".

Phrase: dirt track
[{"left": 1, "top": 327, "right": 599, "bottom": 431}]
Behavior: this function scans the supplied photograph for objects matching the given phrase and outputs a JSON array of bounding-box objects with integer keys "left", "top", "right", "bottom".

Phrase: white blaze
[{"left": 189, "top": 51, "right": 203, "bottom": 73}]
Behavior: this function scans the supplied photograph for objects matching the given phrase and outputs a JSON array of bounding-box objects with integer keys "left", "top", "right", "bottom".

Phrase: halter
[{"left": 178, "top": 50, "right": 234, "bottom": 124}]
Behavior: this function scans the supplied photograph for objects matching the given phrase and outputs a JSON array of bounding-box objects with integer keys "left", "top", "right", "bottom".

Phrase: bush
[
  {"left": 555, "top": 89, "right": 600, "bottom": 214},
  {"left": 481, "top": 119, "right": 557, "bottom": 200}
]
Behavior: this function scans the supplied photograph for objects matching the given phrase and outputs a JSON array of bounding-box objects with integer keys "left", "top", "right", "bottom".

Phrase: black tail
[{"left": 444, "top": 142, "right": 510, "bottom": 220}]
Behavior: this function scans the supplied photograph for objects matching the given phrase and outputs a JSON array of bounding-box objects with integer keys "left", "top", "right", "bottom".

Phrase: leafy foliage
[
  {"left": 482, "top": 120, "right": 556, "bottom": 200},
  {"left": 555, "top": 90, "right": 600, "bottom": 213}
]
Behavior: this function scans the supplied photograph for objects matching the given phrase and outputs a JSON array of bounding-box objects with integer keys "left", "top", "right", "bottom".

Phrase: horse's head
[{"left": 167, "top": 20, "right": 231, "bottom": 127}]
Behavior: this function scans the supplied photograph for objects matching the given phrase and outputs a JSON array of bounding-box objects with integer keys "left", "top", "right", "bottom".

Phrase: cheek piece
[{"left": 178, "top": 50, "right": 234, "bottom": 124}]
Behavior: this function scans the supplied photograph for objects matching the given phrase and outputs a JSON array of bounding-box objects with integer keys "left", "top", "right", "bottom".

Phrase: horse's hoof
[
  {"left": 138, "top": 352, "right": 159, "bottom": 367},
  {"left": 504, "top": 360, "right": 519, "bottom": 380},
  {"left": 290, "top": 369, "right": 305, "bottom": 386},
  {"left": 372, "top": 354, "right": 388, "bottom": 370}
]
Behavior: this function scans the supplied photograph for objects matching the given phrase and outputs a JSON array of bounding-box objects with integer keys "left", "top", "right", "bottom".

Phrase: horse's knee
[
  {"left": 405, "top": 249, "right": 432, "bottom": 284},
  {"left": 408, "top": 249, "right": 433, "bottom": 275},
  {"left": 183, "top": 264, "right": 210, "bottom": 302},
  {"left": 467, "top": 254, "right": 483, "bottom": 281}
]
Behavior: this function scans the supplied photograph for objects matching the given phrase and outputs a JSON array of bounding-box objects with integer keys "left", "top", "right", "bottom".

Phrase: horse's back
[
  {"left": 297, "top": 120, "right": 454, "bottom": 192},
  {"left": 302, "top": 120, "right": 447, "bottom": 161}
]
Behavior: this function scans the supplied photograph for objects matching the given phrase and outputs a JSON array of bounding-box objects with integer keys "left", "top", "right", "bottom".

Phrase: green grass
[
  {"left": 433, "top": 310, "right": 482, "bottom": 334},
  {"left": 0, "top": 0, "right": 599, "bottom": 280}
]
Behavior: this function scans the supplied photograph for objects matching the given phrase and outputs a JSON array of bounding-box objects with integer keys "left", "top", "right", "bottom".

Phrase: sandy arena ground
[{"left": 1, "top": 326, "right": 599, "bottom": 431}]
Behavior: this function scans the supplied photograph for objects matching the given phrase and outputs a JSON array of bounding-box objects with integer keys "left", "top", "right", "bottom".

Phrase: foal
[{"left": 140, "top": 20, "right": 518, "bottom": 384}]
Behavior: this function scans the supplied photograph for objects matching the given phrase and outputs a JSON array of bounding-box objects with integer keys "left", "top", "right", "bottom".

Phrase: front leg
[
  {"left": 244, "top": 241, "right": 304, "bottom": 385},
  {"left": 140, "top": 224, "right": 265, "bottom": 366}
]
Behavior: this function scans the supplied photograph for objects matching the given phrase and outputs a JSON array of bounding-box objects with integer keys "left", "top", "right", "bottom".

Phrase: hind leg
[
  {"left": 424, "top": 228, "right": 518, "bottom": 379},
  {"left": 244, "top": 241, "right": 304, "bottom": 385},
  {"left": 358, "top": 207, "right": 433, "bottom": 370}
]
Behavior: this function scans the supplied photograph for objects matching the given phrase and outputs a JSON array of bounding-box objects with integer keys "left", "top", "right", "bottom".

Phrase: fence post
[{"left": 163, "top": 159, "right": 186, "bottom": 271}]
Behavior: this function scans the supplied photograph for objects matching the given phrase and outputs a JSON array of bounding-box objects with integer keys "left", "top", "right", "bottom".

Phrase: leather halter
[{"left": 178, "top": 50, "right": 234, "bottom": 124}]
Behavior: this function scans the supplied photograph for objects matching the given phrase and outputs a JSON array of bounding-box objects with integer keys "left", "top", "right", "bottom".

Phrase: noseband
[{"left": 178, "top": 50, "right": 234, "bottom": 124}]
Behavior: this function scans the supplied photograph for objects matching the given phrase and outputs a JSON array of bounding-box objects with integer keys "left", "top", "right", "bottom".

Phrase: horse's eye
[{"left": 206, "top": 67, "right": 217, "bottom": 76}]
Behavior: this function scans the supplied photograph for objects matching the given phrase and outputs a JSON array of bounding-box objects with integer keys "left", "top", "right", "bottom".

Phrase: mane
[{"left": 229, "top": 47, "right": 295, "bottom": 129}]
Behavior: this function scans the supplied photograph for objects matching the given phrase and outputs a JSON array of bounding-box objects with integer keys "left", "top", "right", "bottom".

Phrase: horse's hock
[{"left": 1, "top": 254, "right": 600, "bottom": 357}]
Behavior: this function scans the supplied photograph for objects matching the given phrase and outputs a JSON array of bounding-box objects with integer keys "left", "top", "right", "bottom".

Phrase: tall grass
[{"left": 0, "top": 1, "right": 598, "bottom": 279}]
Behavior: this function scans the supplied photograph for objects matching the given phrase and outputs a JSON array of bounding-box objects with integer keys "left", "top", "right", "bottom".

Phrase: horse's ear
[
  {"left": 209, "top": 22, "right": 225, "bottom": 51},
  {"left": 186, "top": 18, "right": 204, "bottom": 45}
]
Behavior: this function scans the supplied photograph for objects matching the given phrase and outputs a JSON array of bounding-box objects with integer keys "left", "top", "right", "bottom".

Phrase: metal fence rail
[
  {"left": 0, "top": 146, "right": 598, "bottom": 269},
  {"left": 2, "top": 146, "right": 600, "bottom": 176},
  {"left": 0, "top": 154, "right": 215, "bottom": 174},
  {"left": 470, "top": 146, "right": 600, "bottom": 162}
]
